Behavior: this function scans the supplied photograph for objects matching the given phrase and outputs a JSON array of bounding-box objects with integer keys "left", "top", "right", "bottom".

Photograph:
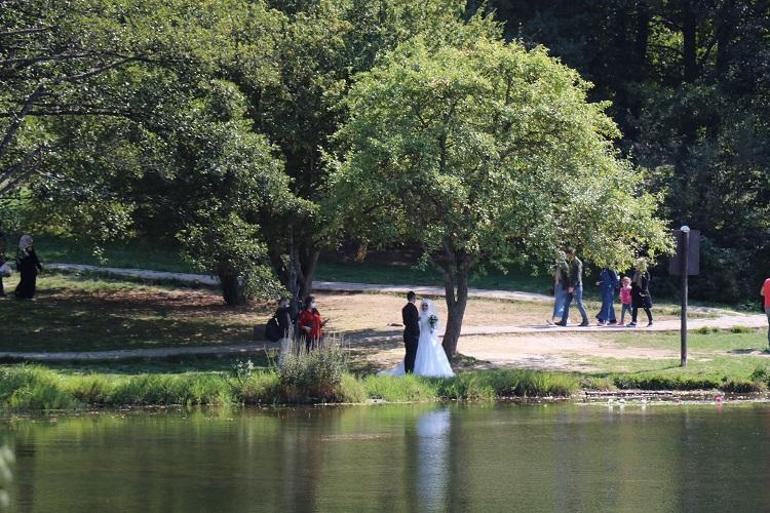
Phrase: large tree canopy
[
  {"left": 473, "top": 0, "right": 770, "bottom": 301},
  {"left": 330, "top": 35, "right": 672, "bottom": 356},
  {"left": 0, "top": 0, "right": 293, "bottom": 304}
]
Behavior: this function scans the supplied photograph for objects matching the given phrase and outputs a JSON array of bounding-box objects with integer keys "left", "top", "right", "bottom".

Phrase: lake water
[{"left": 3, "top": 402, "right": 770, "bottom": 513}]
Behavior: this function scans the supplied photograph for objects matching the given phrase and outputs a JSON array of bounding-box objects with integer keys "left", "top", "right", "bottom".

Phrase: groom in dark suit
[{"left": 402, "top": 291, "right": 420, "bottom": 373}]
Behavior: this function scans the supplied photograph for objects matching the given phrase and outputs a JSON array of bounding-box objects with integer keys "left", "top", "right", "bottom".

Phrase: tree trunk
[
  {"left": 219, "top": 269, "right": 246, "bottom": 306},
  {"left": 441, "top": 262, "right": 469, "bottom": 360},
  {"left": 297, "top": 243, "right": 319, "bottom": 299},
  {"left": 264, "top": 222, "right": 319, "bottom": 306},
  {"left": 681, "top": 0, "right": 698, "bottom": 84},
  {"left": 715, "top": 0, "right": 736, "bottom": 81},
  {"left": 634, "top": 1, "right": 650, "bottom": 82}
]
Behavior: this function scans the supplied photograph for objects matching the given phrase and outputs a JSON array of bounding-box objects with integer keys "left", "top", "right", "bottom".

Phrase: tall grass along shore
[{"left": 2, "top": 360, "right": 769, "bottom": 411}]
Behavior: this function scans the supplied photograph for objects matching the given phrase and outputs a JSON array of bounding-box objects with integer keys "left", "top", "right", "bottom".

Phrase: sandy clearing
[{"left": 368, "top": 333, "right": 681, "bottom": 372}]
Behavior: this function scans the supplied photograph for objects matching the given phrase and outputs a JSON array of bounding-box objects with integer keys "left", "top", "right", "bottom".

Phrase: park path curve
[
  {"left": 2, "top": 262, "right": 760, "bottom": 362},
  {"left": 46, "top": 262, "right": 736, "bottom": 313}
]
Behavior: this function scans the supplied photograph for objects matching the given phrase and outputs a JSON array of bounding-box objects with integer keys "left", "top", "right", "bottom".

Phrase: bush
[
  {"left": 0, "top": 366, "right": 79, "bottom": 410},
  {"left": 339, "top": 373, "right": 367, "bottom": 403},
  {"left": 279, "top": 342, "right": 350, "bottom": 403},
  {"left": 237, "top": 371, "right": 280, "bottom": 404}
]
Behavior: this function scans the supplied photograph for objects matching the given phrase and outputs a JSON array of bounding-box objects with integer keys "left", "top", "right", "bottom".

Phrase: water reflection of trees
[{"left": 6, "top": 405, "right": 770, "bottom": 512}]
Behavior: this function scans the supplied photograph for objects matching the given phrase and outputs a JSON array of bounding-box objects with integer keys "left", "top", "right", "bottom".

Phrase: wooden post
[{"left": 680, "top": 226, "right": 690, "bottom": 367}]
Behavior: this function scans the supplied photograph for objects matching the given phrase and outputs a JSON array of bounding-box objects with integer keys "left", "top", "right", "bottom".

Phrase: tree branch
[
  {"left": 0, "top": 26, "right": 55, "bottom": 37},
  {"left": 0, "top": 83, "right": 45, "bottom": 156}
]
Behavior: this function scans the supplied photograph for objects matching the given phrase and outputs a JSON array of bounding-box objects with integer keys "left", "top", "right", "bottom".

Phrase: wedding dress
[{"left": 385, "top": 300, "right": 455, "bottom": 378}]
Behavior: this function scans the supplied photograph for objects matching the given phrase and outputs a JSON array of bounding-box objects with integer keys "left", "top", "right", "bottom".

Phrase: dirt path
[
  {"left": 366, "top": 333, "right": 685, "bottom": 373},
  {"left": 5, "top": 262, "right": 759, "bottom": 365}
]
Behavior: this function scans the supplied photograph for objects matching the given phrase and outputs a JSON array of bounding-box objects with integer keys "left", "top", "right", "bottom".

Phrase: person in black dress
[
  {"left": 402, "top": 291, "right": 420, "bottom": 373},
  {"left": 628, "top": 259, "right": 653, "bottom": 328},
  {"left": 14, "top": 234, "right": 43, "bottom": 300},
  {"left": 0, "top": 229, "right": 6, "bottom": 297},
  {"left": 276, "top": 297, "right": 293, "bottom": 339}
]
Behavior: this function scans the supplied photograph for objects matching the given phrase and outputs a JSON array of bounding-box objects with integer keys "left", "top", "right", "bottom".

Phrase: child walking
[{"left": 618, "top": 276, "right": 633, "bottom": 326}]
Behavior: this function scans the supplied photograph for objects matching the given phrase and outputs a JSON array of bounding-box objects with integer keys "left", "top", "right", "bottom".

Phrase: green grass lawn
[
  {"left": 0, "top": 272, "right": 268, "bottom": 352},
  {"left": 602, "top": 330, "right": 765, "bottom": 352},
  {"left": 36, "top": 236, "right": 195, "bottom": 273},
  {"left": 315, "top": 260, "right": 553, "bottom": 293},
  {"left": 33, "top": 235, "right": 554, "bottom": 292},
  {"left": 30, "top": 236, "right": 747, "bottom": 313},
  {"left": 16, "top": 352, "right": 273, "bottom": 375},
  {"left": 577, "top": 330, "right": 770, "bottom": 392}
]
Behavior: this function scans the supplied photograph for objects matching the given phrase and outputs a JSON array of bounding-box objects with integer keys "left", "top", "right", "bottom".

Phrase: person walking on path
[
  {"left": 298, "top": 295, "right": 326, "bottom": 351},
  {"left": 628, "top": 259, "right": 653, "bottom": 328},
  {"left": 618, "top": 276, "right": 633, "bottom": 326},
  {"left": 14, "top": 234, "right": 42, "bottom": 300},
  {"left": 547, "top": 251, "right": 569, "bottom": 325},
  {"left": 274, "top": 297, "right": 294, "bottom": 365},
  {"left": 596, "top": 267, "right": 619, "bottom": 326},
  {"left": 402, "top": 291, "right": 420, "bottom": 373},
  {"left": 0, "top": 255, "right": 10, "bottom": 298},
  {"left": 558, "top": 248, "right": 589, "bottom": 327},
  {"left": 0, "top": 230, "right": 7, "bottom": 297},
  {"left": 761, "top": 277, "right": 770, "bottom": 347}
]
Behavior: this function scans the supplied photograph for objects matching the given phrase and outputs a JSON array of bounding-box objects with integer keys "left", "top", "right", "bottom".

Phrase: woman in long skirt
[
  {"left": 548, "top": 251, "right": 569, "bottom": 325},
  {"left": 596, "top": 267, "right": 619, "bottom": 326},
  {"left": 628, "top": 259, "right": 653, "bottom": 328},
  {"left": 14, "top": 235, "right": 43, "bottom": 300}
]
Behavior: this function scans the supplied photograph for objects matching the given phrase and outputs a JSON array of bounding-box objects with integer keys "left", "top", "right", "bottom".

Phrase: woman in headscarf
[
  {"left": 413, "top": 299, "right": 454, "bottom": 377},
  {"left": 628, "top": 258, "right": 653, "bottom": 328},
  {"left": 14, "top": 234, "right": 43, "bottom": 300},
  {"left": 595, "top": 267, "right": 619, "bottom": 326},
  {"left": 547, "top": 250, "right": 569, "bottom": 325}
]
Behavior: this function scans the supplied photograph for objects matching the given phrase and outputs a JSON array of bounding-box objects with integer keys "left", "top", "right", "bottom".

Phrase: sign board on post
[
  {"left": 668, "top": 227, "right": 700, "bottom": 367},
  {"left": 668, "top": 229, "right": 700, "bottom": 275}
]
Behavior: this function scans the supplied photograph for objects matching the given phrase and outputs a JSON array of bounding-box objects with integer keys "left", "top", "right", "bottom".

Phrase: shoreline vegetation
[{"left": 2, "top": 361, "right": 769, "bottom": 412}]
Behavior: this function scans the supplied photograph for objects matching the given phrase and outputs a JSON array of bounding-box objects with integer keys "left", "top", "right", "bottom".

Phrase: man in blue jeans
[{"left": 557, "top": 248, "right": 589, "bottom": 327}]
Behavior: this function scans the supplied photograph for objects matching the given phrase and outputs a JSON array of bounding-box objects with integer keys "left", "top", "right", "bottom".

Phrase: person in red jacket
[{"left": 298, "top": 296, "right": 326, "bottom": 351}]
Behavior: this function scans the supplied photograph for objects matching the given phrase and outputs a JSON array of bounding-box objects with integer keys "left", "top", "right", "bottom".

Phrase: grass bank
[
  {"left": 0, "top": 364, "right": 584, "bottom": 411},
  {"left": 33, "top": 235, "right": 553, "bottom": 293},
  {"left": 3, "top": 362, "right": 770, "bottom": 412}
]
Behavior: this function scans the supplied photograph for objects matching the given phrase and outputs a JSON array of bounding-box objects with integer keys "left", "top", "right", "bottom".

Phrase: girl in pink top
[{"left": 619, "top": 276, "right": 633, "bottom": 326}]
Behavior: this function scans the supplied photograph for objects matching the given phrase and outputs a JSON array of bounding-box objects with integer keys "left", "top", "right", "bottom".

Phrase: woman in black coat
[
  {"left": 14, "top": 234, "right": 43, "bottom": 300},
  {"left": 629, "top": 260, "right": 653, "bottom": 327}
]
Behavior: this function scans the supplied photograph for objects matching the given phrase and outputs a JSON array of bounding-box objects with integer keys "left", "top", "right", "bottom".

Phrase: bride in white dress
[{"left": 386, "top": 300, "right": 455, "bottom": 378}]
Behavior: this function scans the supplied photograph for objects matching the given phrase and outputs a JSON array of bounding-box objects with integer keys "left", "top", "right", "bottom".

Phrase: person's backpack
[{"left": 264, "top": 315, "right": 282, "bottom": 342}]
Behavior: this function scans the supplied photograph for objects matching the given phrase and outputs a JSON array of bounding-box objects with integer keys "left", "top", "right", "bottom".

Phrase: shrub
[
  {"left": 339, "top": 373, "right": 367, "bottom": 403},
  {"left": 720, "top": 379, "right": 765, "bottom": 394},
  {"left": 0, "top": 366, "right": 79, "bottom": 410},
  {"left": 237, "top": 371, "right": 280, "bottom": 404},
  {"left": 279, "top": 342, "right": 350, "bottom": 403}
]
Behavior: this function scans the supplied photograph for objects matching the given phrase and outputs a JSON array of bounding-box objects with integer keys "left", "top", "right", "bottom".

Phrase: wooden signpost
[{"left": 669, "top": 227, "right": 700, "bottom": 367}]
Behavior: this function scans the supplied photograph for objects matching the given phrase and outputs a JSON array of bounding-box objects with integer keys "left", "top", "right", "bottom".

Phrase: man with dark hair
[
  {"left": 402, "top": 291, "right": 420, "bottom": 373},
  {"left": 557, "top": 248, "right": 589, "bottom": 327}
]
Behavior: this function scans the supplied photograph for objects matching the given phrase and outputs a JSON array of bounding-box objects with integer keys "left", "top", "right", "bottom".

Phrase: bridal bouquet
[{"left": 428, "top": 314, "right": 438, "bottom": 331}]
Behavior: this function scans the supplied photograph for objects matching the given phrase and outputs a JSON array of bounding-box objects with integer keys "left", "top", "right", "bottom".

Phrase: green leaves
[{"left": 332, "top": 35, "right": 673, "bottom": 274}]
